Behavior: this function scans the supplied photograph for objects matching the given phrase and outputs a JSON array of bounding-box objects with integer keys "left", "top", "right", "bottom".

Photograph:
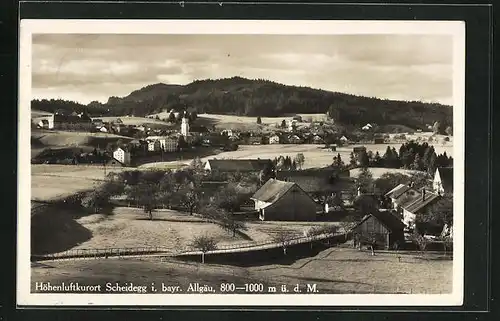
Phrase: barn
[
  {"left": 353, "top": 210, "right": 406, "bottom": 249},
  {"left": 251, "top": 179, "right": 317, "bottom": 221}
]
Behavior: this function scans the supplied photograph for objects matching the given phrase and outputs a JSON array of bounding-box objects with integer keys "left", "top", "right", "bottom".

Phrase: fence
[
  {"left": 31, "top": 246, "right": 174, "bottom": 262},
  {"left": 177, "top": 231, "right": 344, "bottom": 255}
]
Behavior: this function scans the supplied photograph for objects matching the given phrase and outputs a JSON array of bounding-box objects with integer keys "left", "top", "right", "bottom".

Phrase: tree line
[{"left": 31, "top": 77, "right": 452, "bottom": 129}]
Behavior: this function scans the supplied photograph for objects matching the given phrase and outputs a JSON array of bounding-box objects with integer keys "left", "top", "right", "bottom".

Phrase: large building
[
  {"left": 145, "top": 136, "right": 178, "bottom": 152},
  {"left": 251, "top": 179, "right": 317, "bottom": 221},
  {"left": 113, "top": 147, "right": 131, "bottom": 165}
]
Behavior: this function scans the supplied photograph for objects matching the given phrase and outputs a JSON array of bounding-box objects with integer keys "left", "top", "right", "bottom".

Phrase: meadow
[
  {"left": 31, "top": 247, "right": 453, "bottom": 294},
  {"left": 31, "top": 165, "right": 134, "bottom": 201},
  {"left": 140, "top": 143, "right": 454, "bottom": 171}
]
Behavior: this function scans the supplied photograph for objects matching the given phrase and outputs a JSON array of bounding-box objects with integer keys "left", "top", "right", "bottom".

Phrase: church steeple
[{"left": 181, "top": 116, "right": 190, "bottom": 137}]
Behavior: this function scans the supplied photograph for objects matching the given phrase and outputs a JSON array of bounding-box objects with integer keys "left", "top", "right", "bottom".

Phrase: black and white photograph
[{"left": 18, "top": 20, "right": 465, "bottom": 306}]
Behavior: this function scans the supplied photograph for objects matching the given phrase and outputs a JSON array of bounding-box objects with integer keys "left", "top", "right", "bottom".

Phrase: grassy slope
[
  {"left": 139, "top": 143, "right": 454, "bottom": 171},
  {"left": 31, "top": 165, "right": 133, "bottom": 201},
  {"left": 32, "top": 130, "right": 134, "bottom": 148},
  {"left": 32, "top": 247, "right": 453, "bottom": 294}
]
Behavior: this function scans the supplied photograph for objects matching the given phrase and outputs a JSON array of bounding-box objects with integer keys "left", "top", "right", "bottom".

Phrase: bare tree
[
  {"left": 272, "top": 230, "right": 296, "bottom": 256},
  {"left": 410, "top": 231, "right": 429, "bottom": 256},
  {"left": 191, "top": 235, "right": 218, "bottom": 264},
  {"left": 294, "top": 153, "right": 305, "bottom": 169}
]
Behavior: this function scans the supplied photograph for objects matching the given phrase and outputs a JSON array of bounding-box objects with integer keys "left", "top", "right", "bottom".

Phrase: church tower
[{"left": 181, "top": 116, "right": 190, "bottom": 137}]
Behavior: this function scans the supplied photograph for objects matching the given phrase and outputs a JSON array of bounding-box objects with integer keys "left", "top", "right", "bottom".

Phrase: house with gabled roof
[
  {"left": 433, "top": 167, "right": 453, "bottom": 195},
  {"left": 352, "top": 210, "right": 406, "bottom": 249},
  {"left": 400, "top": 189, "right": 441, "bottom": 227},
  {"left": 251, "top": 179, "right": 317, "bottom": 221},
  {"left": 276, "top": 168, "right": 353, "bottom": 196}
]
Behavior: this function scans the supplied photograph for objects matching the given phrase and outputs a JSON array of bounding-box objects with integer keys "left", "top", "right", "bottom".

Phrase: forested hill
[{"left": 31, "top": 76, "right": 453, "bottom": 129}]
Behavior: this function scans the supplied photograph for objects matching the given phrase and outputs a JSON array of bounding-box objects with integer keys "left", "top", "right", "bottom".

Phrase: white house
[
  {"left": 339, "top": 135, "right": 349, "bottom": 142},
  {"left": 362, "top": 123, "right": 373, "bottom": 131},
  {"left": 113, "top": 147, "right": 131, "bottom": 165},
  {"left": 433, "top": 167, "right": 453, "bottom": 195},
  {"left": 146, "top": 136, "right": 178, "bottom": 152},
  {"left": 148, "top": 140, "right": 161, "bottom": 152},
  {"left": 269, "top": 134, "right": 280, "bottom": 144},
  {"left": 31, "top": 110, "right": 55, "bottom": 129}
]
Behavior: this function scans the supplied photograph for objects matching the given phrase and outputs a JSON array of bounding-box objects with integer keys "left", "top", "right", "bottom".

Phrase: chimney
[{"left": 422, "top": 188, "right": 426, "bottom": 201}]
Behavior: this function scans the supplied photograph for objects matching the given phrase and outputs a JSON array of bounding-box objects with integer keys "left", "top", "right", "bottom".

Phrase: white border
[{"left": 18, "top": 19, "right": 465, "bottom": 307}]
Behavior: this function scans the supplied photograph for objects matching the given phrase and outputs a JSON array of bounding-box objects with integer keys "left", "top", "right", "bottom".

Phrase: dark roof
[
  {"left": 436, "top": 167, "right": 453, "bottom": 193},
  {"left": 39, "top": 119, "right": 49, "bottom": 124},
  {"left": 206, "top": 159, "right": 272, "bottom": 172},
  {"left": 402, "top": 190, "right": 440, "bottom": 214},
  {"left": 276, "top": 169, "right": 354, "bottom": 193},
  {"left": 356, "top": 210, "right": 406, "bottom": 233},
  {"left": 251, "top": 179, "right": 296, "bottom": 203},
  {"left": 394, "top": 188, "right": 421, "bottom": 207},
  {"left": 353, "top": 146, "right": 366, "bottom": 152},
  {"left": 106, "top": 158, "right": 125, "bottom": 166},
  {"left": 385, "top": 184, "right": 411, "bottom": 198}
]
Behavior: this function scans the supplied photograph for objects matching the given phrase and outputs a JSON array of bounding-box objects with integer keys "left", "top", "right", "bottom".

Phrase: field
[
  {"left": 140, "top": 143, "right": 454, "bottom": 171},
  {"left": 32, "top": 247, "right": 453, "bottom": 294},
  {"left": 33, "top": 203, "right": 339, "bottom": 255},
  {"left": 31, "top": 130, "right": 134, "bottom": 159},
  {"left": 31, "top": 165, "right": 134, "bottom": 201},
  {"left": 91, "top": 116, "right": 173, "bottom": 127}
]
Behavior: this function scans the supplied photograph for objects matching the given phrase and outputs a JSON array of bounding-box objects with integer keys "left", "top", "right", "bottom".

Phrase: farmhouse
[
  {"left": 312, "top": 135, "right": 324, "bottom": 144},
  {"left": 276, "top": 169, "right": 354, "bottom": 201},
  {"left": 92, "top": 119, "right": 104, "bottom": 128},
  {"left": 433, "top": 167, "right": 453, "bottom": 195},
  {"left": 204, "top": 159, "right": 273, "bottom": 173},
  {"left": 353, "top": 210, "right": 406, "bottom": 249},
  {"left": 373, "top": 137, "right": 385, "bottom": 144},
  {"left": 31, "top": 110, "right": 55, "bottom": 129},
  {"left": 362, "top": 123, "right": 373, "bottom": 131},
  {"left": 385, "top": 184, "right": 414, "bottom": 210},
  {"left": 113, "top": 147, "right": 131, "bottom": 165},
  {"left": 353, "top": 146, "right": 367, "bottom": 154},
  {"left": 38, "top": 119, "right": 50, "bottom": 129},
  {"left": 288, "top": 134, "right": 303, "bottom": 144},
  {"left": 269, "top": 134, "right": 281, "bottom": 144},
  {"left": 106, "top": 158, "right": 125, "bottom": 167},
  {"left": 400, "top": 189, "right": 441, "bottom": 227},
  {"left": 251, "top": 179, "right": 317, "bottom": 221},
  {"left": 339, "top": 136, "right": 349, "bottom": 144}
]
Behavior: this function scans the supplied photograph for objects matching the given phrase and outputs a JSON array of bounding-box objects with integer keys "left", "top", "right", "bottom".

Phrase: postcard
[{"left": 18, "top": 19, "right": 465, "bottom": 307}]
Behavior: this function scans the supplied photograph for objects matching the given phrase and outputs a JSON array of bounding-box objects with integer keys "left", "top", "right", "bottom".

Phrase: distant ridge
[{"left": 31, "top": 76, "right": 453, "bottom": 129}]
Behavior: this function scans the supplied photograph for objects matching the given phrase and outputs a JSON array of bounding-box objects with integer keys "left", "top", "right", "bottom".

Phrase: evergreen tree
[
  {"left": 358, "top": 150, "right": 370, "bottom": 168},
  {"left": 373, "top": 151, "right": 382, "bottom": 167},
  {"left": 168, "top": 112, "right": 176, "bottom": 123},
  {"left": 256, "top": 116, "right": 262, "bottom": 124},
  {"left": 349, "top": 152, "right": 357, "bottom": 167},
  {"left": 412, "top": 154, "right": 423, "bottom": 171},
  {"left": 383, "top": 146, "right": 393, "bottom": 168},
  {"left": 428, "top": 152, "right": 438, "bottom": 175},
  {"left": 281, "top": 119, "right": 287, "bottom": 129}
]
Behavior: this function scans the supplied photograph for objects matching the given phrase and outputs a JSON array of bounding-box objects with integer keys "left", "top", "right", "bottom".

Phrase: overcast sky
[{"left": 31, "top": 34, "right": 454, "bottom": 106}]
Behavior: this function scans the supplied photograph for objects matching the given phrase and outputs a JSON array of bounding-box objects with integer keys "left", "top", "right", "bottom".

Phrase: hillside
[{"left": 31, "top": 77, "right": 453, "bottom": 130}]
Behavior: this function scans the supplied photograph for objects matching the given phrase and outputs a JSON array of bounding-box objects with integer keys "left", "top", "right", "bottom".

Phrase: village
[{"left": 30, "top": 102, "right": 455, "bottom": 295}]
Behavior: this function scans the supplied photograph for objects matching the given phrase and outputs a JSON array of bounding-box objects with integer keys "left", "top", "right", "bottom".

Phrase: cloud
[{"left": 31, "top": 34, "right": 454, "bottom": 105}]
